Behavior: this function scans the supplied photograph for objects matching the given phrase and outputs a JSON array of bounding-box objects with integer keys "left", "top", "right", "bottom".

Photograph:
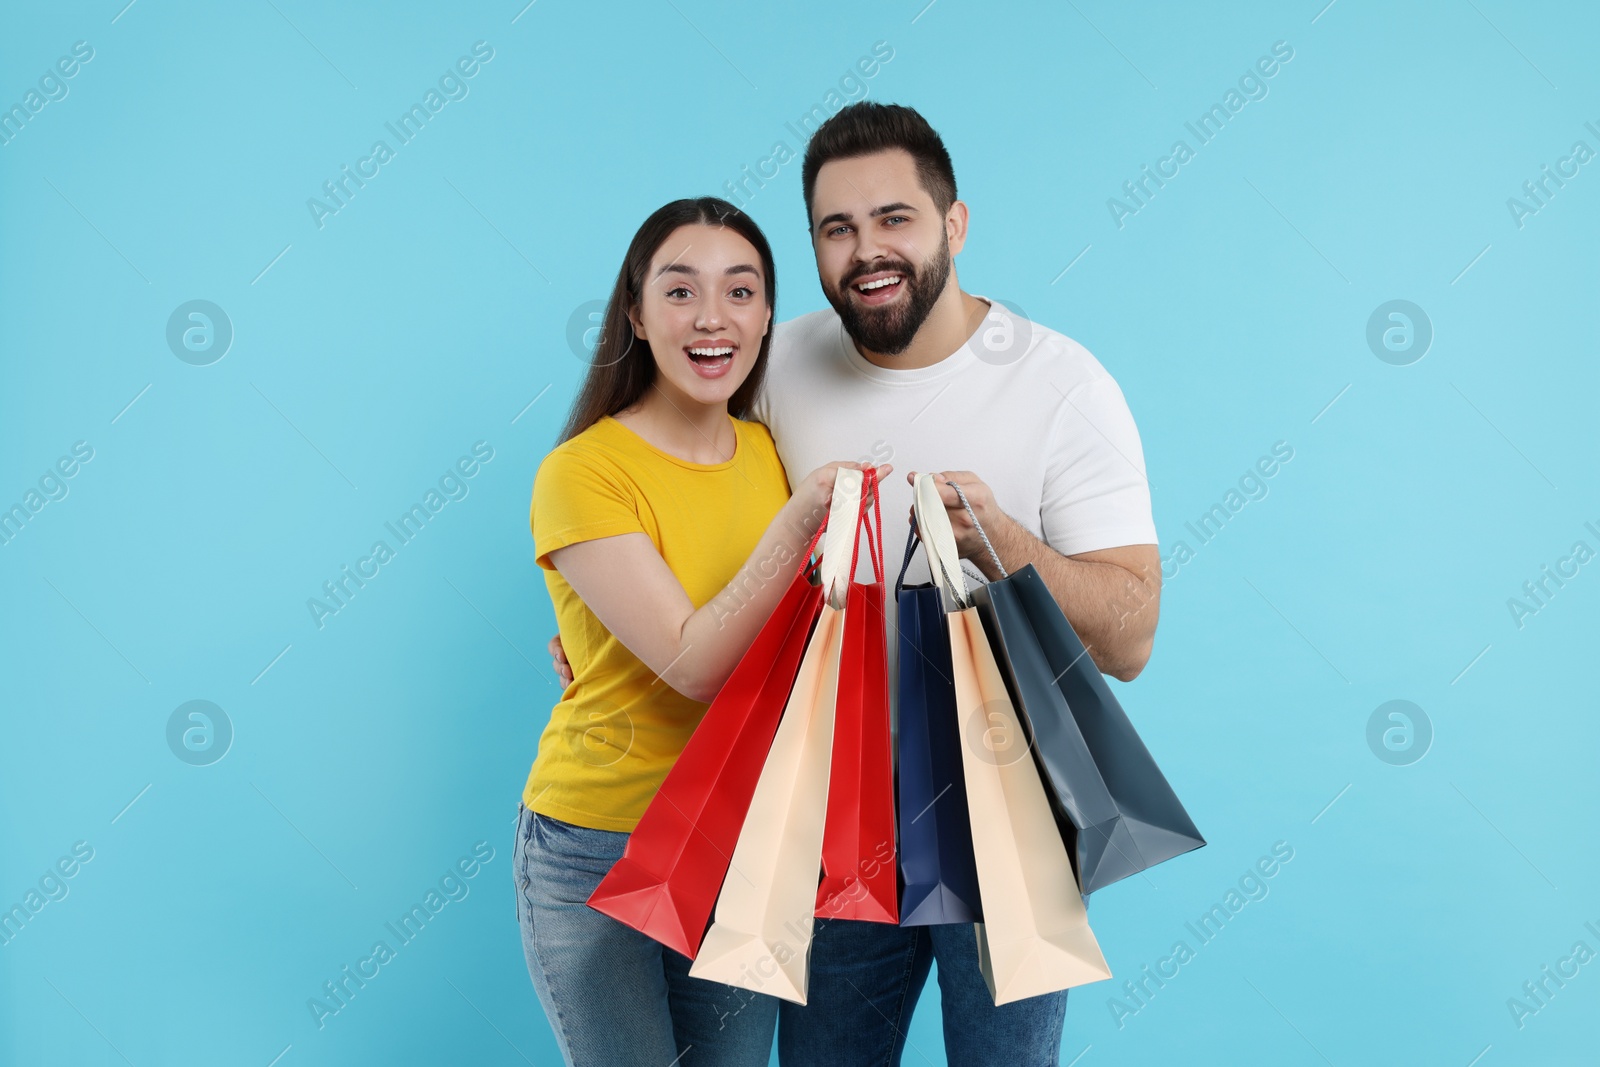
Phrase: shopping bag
[
  {"left": 913, "top": 473, "right": 1111, "bottom": 1005},
  {"left": 816, "top": 468, "right": 898, "bottom": 923},
  {"left": 586, "top": 513, "right": 829, "bottom": 959},
  {"left": 893, "top": 518, "right": 982, "bottom": 926},
  {"left": 689, "top": 469, "right": 865, "bottom": 1003},
  {"left": 974, "top": 566, "right": 1205, "bottom": 895}
]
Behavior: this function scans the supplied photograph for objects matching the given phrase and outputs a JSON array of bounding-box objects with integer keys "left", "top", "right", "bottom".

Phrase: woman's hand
[
  {"left": 783, "top": 461, "right": 893, "bottom": 542},
  {"left": 546, "top": 460, "right": 891, "bottom": 703}
]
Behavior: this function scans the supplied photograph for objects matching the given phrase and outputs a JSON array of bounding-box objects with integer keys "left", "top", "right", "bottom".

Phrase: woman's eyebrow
[{"left": 653, "top": 263, "right": 760, "bottom": 277}]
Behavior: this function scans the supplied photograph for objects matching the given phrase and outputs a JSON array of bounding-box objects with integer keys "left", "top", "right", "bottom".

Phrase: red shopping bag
[
  {"left": 587, "top": 526, "right": 827, "bottom": 958},
  {"left": 816, "top": 468, "right": 898, "bottom": 923}
]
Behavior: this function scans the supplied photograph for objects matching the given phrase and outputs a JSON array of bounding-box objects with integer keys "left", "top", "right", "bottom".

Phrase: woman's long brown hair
[{"left": 557, "top": 197, "right": 778, "bottom": 445}]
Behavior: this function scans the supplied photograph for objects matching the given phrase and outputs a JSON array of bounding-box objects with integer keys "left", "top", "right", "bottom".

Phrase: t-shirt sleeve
[
  {"left": 530, "top": 445, "right": 644, "bottom": 570},
  {"left": 1040, "top": 375, "right": 1159, "bottom": 556}
]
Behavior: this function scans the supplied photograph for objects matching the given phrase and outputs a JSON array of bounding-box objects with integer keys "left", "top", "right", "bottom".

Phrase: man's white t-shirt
[{"left": 751, "top": 296, "right": 1158, "bottom": 626}]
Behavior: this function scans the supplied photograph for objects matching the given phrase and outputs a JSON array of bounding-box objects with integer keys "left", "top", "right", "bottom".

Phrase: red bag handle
[
  {"left": 799, "top": 512, "right": 827, "bottom": 582},
  {"left": 798, "top": 466, "right": 886, "bottom": 588},
  {"left": 842, "top": 467, "right": 884, "bottom": 588}
]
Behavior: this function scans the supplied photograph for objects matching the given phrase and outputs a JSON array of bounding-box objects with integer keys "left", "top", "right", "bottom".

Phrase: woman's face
[{"left": 629, "top": 223, "right": 771, "bottom": 409}]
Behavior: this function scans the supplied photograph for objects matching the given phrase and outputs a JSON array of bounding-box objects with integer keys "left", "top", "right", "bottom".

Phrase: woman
[{"left": 513, "top": 196, "right": 888, "bottom": 1067}]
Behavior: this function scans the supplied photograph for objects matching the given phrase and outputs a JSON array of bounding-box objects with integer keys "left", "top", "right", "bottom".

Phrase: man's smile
[{"left": 848, "top": 270, "right": 907, "bottom": 305}]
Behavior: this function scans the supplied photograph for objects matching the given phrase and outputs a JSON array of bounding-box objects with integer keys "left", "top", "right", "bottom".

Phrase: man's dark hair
[{"left": 801, "top": 102, "right": 957, "bottom": 225}]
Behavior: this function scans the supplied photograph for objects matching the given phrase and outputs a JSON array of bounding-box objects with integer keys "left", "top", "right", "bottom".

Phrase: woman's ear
[{"left": 626, "top": 302, "right": 646, "bottom": 340}]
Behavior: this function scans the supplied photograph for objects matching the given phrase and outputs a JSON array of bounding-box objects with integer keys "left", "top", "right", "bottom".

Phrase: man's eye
[
  {"left": 885, "top": 216, "right": 908, "bottom": 226},
  {"left": 828, "top": 225, "right": 852, "bottom": 237}
]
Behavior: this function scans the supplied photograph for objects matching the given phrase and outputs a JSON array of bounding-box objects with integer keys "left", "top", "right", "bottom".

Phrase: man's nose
[{"left": 853, "top": 229, "right": 888, "bottom": 265}]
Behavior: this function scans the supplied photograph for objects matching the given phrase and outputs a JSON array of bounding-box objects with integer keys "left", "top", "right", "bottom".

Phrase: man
[{"left": 553, "top": 102, "right": 1161, "bottom": 1065}]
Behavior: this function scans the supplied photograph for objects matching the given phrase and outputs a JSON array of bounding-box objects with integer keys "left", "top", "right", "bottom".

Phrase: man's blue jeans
[
  {"left": 777, "top": 914, "right": 1075, "bottom": 1067},
  {"left": 513, "top": 803, "right": 778, "bottom": 1067}
]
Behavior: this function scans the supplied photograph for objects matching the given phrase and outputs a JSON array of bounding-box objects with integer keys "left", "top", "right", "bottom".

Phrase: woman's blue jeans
[{"left": 513, "top": 803, "right": 778, "bottom": 1067}]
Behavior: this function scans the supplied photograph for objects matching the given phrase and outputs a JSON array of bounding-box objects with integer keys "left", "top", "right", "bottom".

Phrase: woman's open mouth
[{"left": 684, "top": 342, "right": 736, "bottom": 378}]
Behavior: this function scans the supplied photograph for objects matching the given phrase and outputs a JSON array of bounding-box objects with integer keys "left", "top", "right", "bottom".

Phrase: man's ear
[{"left": 945, "top": 199, "right": 970, "bottom": 257}]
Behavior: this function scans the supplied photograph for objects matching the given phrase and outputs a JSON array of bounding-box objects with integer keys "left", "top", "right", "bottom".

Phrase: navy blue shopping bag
[
  {"left": 973, "top": 565, "right": 1206, "bottom": 895},
  {"left": 894, "top": 521, "right": 982, "bottom": 926}
]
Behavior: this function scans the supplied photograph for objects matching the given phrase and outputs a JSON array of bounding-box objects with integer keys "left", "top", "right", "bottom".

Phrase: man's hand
[
  {"left": 906, "top": 469, "right": 1019, "bottom": 579},
  {"left": 906, "top": 469, "right": 1161, "bottom": 682},
  {"left": 548, "top": 634, "right": 573, "bottom": 688}
]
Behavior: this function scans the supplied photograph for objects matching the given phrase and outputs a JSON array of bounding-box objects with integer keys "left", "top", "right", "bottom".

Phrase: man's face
[{"left": 810, "top": 149, "right": 954, "bottom": 356}]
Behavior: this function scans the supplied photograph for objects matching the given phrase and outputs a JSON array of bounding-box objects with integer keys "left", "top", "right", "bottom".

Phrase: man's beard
[{"left": 824, "top": 233, "right": 951, "bottom": 356}]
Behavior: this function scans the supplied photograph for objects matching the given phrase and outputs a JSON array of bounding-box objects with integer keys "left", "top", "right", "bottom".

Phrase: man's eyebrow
[{"left": 813, "top": 202, "right": 920, "bottom": 233}]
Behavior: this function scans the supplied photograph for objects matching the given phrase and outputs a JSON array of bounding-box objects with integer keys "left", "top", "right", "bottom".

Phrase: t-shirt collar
[{"left": 833, "top": 294, "right": 1005, "bottom": 385}]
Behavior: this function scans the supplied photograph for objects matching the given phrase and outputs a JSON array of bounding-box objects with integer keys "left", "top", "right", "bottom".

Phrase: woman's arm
[{"left": 548, "top": 461, "right": 890, "bottom": 703}]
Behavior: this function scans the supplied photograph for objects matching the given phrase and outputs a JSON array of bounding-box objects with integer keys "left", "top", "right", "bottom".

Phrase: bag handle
[
  {"left": 911, "top": 473, "right": 969, "bottom": 612},
  {"left": 947, "top": 481, "right": 1006, "bottom": 579},
  {"left": 793, "top": 467, "right": 885, "bottom": 592},
  {"left": 858, "top": 467, "right": 884, "bottom": 585},
  {"left": 818, "top": 468, "right": 866, "bottom": 607},
  {"left": 798, "top": 520, "right": 827, "bottom": 583},
  {"left": 840, "top": 467, "right": 882, "bottom": 590},
  {"left": 894, "top": 517, "right": 920, "bottom": 600}
]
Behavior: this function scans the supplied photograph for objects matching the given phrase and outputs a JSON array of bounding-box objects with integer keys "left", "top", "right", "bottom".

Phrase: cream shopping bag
[
  {"left": 688, "top": 469, "right": 864, "bottom": 1003},
  {"left": 913, "top": 473, "right": 1112, "bottom": 1006}
]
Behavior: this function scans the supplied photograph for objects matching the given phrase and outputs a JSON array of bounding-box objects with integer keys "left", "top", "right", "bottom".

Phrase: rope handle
[{"left": 947, "top": 480, "right": 1006, "bottom": 579}]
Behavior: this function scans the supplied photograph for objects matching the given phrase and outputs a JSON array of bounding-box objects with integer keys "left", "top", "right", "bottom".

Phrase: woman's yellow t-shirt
[{"left": 522, "top": 414, "right": 791, "bottom": 832}]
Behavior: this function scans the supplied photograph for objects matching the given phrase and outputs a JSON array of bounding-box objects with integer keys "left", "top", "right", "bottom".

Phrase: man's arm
[{"left": 911, "top": 470, "right": 1160, "bottom": 682}]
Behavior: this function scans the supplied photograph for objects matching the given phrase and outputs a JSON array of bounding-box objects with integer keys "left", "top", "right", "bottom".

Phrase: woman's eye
[
  {"left": 666, "top": 286, "right": 692, "bottom": 299},
  {"left": 730, "top": 286, "right": 754, "bottom": 299}
]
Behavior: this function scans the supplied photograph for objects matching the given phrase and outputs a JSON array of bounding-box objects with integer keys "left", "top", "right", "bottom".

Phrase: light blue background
[{"left": 3, "top": 1, "right": 1597, "bottom": 1064}]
